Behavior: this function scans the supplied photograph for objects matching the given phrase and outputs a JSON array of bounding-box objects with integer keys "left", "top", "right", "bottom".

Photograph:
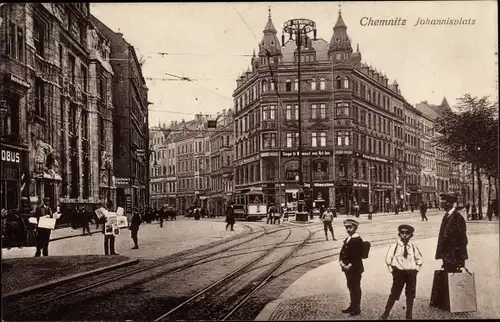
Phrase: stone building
[
  {"left": 0, "top": 3, "right": 31, "bottom": 211},
  {"left": 418, "top": 109, "right": 438, "bottom": 207},
  {"left": 1, "top": 3, "right": 95, "bottom": 212},
  {"left": 208, "top": 109, "right": 234, "bottom": 215},
  {"left": 403, "top": 102, "right": 423, "bottom": 208},
  {"left": 91, "top": 15, "right": 149, "bottom": 213},
  {"left": 87, "top": 18, "right": 115, "bottom": 209},
  {"left": 232, "top": 9, "right": 414, "bottom": 214},
  {"left": 149, "top": 123, "right": 177, "bottom": 208},
  {"left": 173, "top": 115, "right": 211, "bottom": 213}
]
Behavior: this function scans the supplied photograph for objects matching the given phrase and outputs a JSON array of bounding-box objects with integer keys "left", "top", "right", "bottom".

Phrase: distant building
[
  {"left": 208, "top": 109, "right": 234, "bottom": 215},
  {"left": 149, "top": 122, "right": 177, "bottom": 208},
  {"left": 91, "top": 15, "right": 149, "bottom": 213}
]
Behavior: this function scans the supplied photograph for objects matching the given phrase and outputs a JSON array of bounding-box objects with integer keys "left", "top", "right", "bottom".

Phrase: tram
[{"left": 232, "top": 191, "right": 268, "bottom": 221}]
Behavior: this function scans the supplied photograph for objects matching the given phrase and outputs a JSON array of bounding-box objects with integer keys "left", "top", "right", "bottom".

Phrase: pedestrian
[
  {"left": 368, "top": 203, "right": 373, "bottom": 220},
  {"left": 410, "top": 203, "right": 414, "bottom": 213},
  {"left": 34, "top": 197, "right": 53, "bottom": 257},
  {"left": 379, "top": 224, "right": 423, "bottom": 320},
  {"left": 81, "top": 205, "right": 92, "bottom": 236},
  {"left": 71, "top": 205, "right": 80, "bottom": 230},
  {"left": 273, "top": 207, "right": 281, "bottom": 225},
  {"left": 339, "top": 219, "right": 364, "bottom": 316},
  {"left": 486, "top": 200, "right": 493, "bottom": 221},
  {"left": 354, "top": 202, "right": 360, "bottom": 218},
  {"left": 267, "top": 204, "right": 274, "bottom": 224},
  {"left": 159, "top": 206, "right": 165, "bottom": 227},
  {"left": 465, "top": 202, "right": 470, "bottom": 217},
  {"left": 419, "top": 202, "right": 428, "bottom": 221},
  {"left": 225, "top": 202, "right": 235, "bottom": 231},
  {"left": 130, "top": 209, "right": 142, "bottom": 249},
  {"left": 102, "top": 211, "right": 118, "bottom": 256},
  {"left": 435, "top": 193, "right": 468, "bottom": 273},
  {"left": 321, "top": 207, "right": 337, "bottom": 241}
]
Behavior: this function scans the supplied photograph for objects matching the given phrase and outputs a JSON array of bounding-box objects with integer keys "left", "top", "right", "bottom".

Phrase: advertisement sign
[
  {"left": 281, "top": 150, "right": 332, "bottom": 157},
  {"left": 125, "top": 195, "right": 132, "bottom": 213}
]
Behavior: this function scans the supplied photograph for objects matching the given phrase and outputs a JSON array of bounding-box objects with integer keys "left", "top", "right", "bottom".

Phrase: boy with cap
[
  {"left": 339, "top": 219, "right": 364, "bottom": 316},
  {"left": 379, "top": 224, "right": 423, "bottom": 320}
]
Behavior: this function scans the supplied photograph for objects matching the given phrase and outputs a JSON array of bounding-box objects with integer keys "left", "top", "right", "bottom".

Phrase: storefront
[{"left": 1, "top": 146, "right": 29, "bottom": 211}]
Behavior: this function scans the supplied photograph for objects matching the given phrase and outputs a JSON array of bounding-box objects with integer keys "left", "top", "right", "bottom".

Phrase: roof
[{"left": 281, "top": 38, "right": 330, "bottom": 63}]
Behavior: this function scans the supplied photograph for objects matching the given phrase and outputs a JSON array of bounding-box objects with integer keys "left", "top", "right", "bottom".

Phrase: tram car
[{"left": 232, "top": 191, "right": 268, "bottom": 221}]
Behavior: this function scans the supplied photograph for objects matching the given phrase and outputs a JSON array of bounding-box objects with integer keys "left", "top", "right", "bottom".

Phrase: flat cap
[
  {"left": 440, "top": 193, "right": 458, "bottom": 202},
  {"left": 398, "top": 224, "right": 415, "bottom": 234},
  {"left": 343, "top": 219, "right": 359, "bottom": 227}
]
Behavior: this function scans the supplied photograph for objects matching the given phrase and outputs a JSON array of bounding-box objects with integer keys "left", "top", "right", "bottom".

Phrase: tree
[{"left": 434, "top": 94, "right": 499, "bottom": 209}]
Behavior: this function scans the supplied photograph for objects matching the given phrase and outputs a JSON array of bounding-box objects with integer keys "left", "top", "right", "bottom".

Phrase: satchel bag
[
  {"left": 430, "top": 267, "right": 477, "bottom": 313},
  {"left": 448, "top": 268, "right": 477, "bottom": 313}
]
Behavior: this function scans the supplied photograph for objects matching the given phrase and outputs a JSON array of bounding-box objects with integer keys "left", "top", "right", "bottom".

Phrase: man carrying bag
[{"left": 430, "top": 193, "right": 476, "bottom": 313}]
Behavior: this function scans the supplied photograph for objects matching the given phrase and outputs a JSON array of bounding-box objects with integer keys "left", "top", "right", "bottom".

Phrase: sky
[{"left": 90, "top": 1, "right": 498, "bottom": 126}]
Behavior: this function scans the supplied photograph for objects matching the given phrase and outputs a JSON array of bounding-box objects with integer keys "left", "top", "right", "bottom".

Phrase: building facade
[
  {"left": 92, "top": 15, "right": 149, "bottom": 213},
  {"left": 232, "top": 10, "right": 417, "bottom": 214},
  {"left": 149, "top": 123, "right": 177, "bottom": 208},
  {"left": 208, "top": 109, "right": 234, "bottom": 215},
  {"left": 173, "top": 115, "right": 211, "bottom": 213},
  {"left": 418, "top": 111, "right": 438, "bottom": 207},
  {"left": 403, "top": 103, "right": 423, "bottom": 208},
  {"left": 1, "top": 3, "right": 31, "bottom": 211}
]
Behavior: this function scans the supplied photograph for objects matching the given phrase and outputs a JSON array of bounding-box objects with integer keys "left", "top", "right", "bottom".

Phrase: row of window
[
  {"left": 211, "top": 178, "right": 233, "bottom": 194},
  {"left": 179, "top": 177, "right": 209, "bottom": 191},
  {"left": 151, "top": 182, "right": 176, "bottom": 194},
  {"left": 151, "top": 165, "right": 176, "bottom": 177}
]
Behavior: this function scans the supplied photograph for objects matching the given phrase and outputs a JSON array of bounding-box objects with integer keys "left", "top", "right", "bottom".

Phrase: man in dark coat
[
  {"left": 339, "top": 219, "right": 365, "bottom": 316},
  {"left": 419, "top": 202, "right": 428, "bottom": 221},
  {"left": 35, "top": 197, "right": 53, "bottom": 257},
  {"left": 435, "top": 193, "right": 468, "bottom": 273},
  {"left": 225, "top": 203, "right": 235, "bottom": 231},
  {"left": 130, "top": 209, "right": 142, "bottom": 249}
]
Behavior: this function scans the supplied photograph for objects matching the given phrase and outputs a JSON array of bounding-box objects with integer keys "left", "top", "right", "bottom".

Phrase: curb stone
[{"left": 2, "top": 258, "right": 139, "bottom": 301}]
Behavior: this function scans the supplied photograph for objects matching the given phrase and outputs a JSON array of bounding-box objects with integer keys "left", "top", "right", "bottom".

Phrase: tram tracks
[{"left": 3, "top": 224, "right": 288, "bottom": 318}]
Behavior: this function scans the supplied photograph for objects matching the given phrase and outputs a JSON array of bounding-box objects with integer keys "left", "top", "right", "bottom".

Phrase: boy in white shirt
[{"left": 379, "top": 224, "right": 423, "bottom": 320}]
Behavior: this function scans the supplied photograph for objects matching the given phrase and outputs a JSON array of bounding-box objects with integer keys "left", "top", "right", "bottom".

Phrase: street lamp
[{"left": 282, "top": 19, "right": 317, "bottom": 222}]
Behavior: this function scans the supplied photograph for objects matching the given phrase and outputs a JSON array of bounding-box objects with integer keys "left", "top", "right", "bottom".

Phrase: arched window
[
  {"left": 310, "top": 78, "right": 317, "bottom": 90},
  {"left": 319, "top": 78, "right": 326, "bottom": 90},
  {"left": 335, "top": 76, "right": 342, "bottom": 89},
  {"left": 285, "top": 79, "right": 292, "bottom": 92},
  {"left": 343, "top": 76, "right": 350, "bottom": 89},
  {"left": 294, "top": 79, "right": 299, "bottom": 91}
]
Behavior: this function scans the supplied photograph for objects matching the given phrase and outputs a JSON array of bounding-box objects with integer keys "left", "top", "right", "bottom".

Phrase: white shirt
[{"left": 385, "top": 240, "right": 424, "bottom": 271}]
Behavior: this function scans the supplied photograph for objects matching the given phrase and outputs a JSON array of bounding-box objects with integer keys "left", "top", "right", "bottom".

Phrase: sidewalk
[
  {"left": 255, "top": 232, "right": 500, "bottom": 320},
  {"left": 1, "top": 219, "right": 249, "bottom": 260}
]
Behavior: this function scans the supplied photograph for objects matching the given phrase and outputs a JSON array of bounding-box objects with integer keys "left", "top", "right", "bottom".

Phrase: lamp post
[
  {"left": 368, "top": 165, "right": 375, "bottom": 219},
  {"left": 282, "top": 19, "right": 317, "bottom": 222}
]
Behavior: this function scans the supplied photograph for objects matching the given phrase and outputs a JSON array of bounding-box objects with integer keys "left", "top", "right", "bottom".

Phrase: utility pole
[{"left": 282, "top": 19, "right": 316, "bottom": 222}]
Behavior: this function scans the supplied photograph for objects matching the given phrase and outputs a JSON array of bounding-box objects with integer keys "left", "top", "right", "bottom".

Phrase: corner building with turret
[{"left": 233, "top": 9, "right": 417, "bottom": 214}]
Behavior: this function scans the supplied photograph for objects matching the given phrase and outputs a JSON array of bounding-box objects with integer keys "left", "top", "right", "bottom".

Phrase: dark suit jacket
[
  {"left": 435, "top": 210, "right": 468, "bottom": 264},
  {"left": 339, "top": 234, "right": 364, "bottom": 273}
]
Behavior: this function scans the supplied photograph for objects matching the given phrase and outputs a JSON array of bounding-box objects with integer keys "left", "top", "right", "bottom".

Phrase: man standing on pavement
[
  {"left": 339, "top": 219, "right": 364, "bottom": 316},
  {"left": 35, "top": 197, "right": 53, "bottom": 257},
  {"left": 225, "top": 202, "right": 235, "bottom": 231},
  {"left": 81, "top": 205, "right": 92, "bottom": 236},
  {"left": 102, "top": 205, "right": 118, "bottom": 256},
  {"left": 379, "top": 224, "right": 423, "bottom": 320},
  {"left": 419, "top": 202, "right": 428, "bottom": 221},
  {"left": 130, "top": 208, "right": 142, "bottom": 249},
  {"left": 435, "top": 193, "right": 468, "bottom": 273},
  {"left": 321, "top": 207, "right": 337, "bottom": 241}
]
